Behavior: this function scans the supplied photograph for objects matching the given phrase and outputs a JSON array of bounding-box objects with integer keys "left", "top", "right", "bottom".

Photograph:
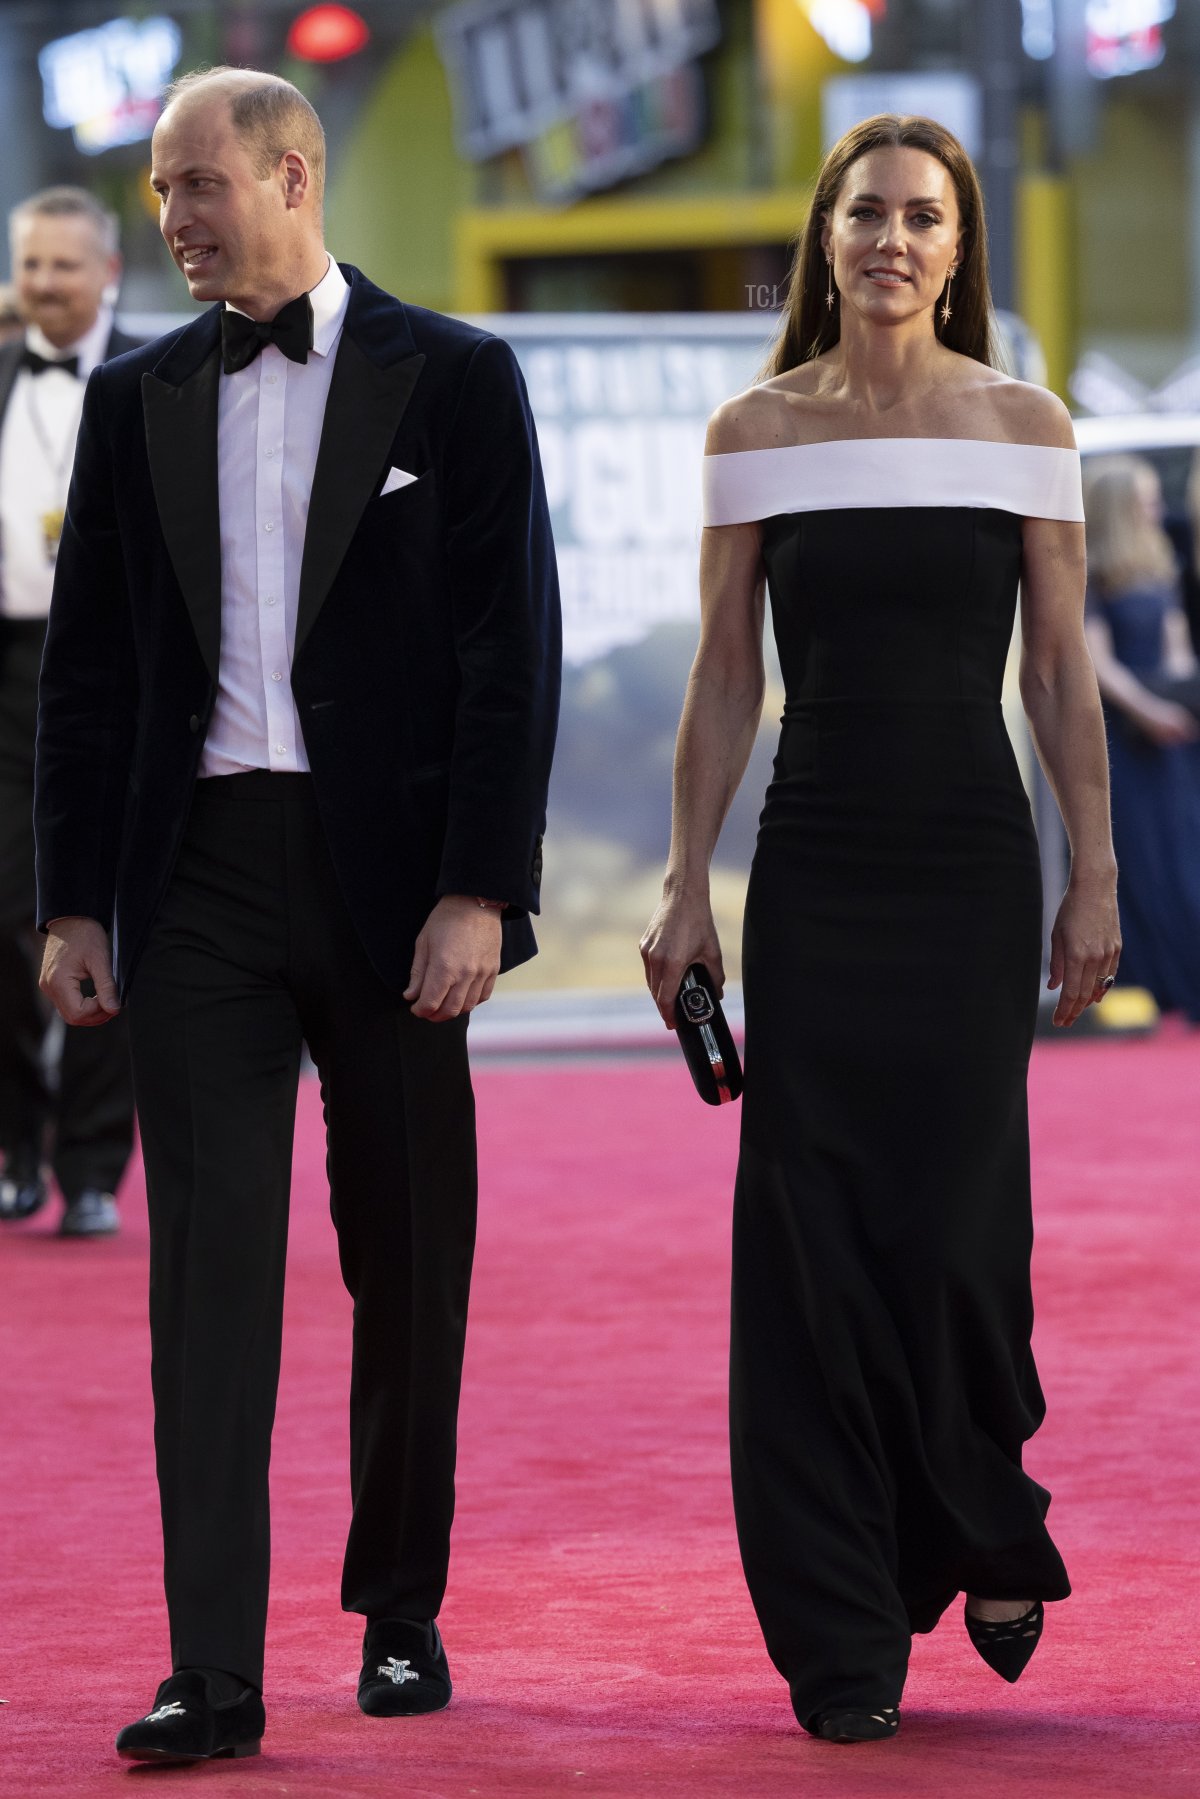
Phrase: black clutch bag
[{"left": 675, "top": 964, "right": 743, "bottom": 1106}]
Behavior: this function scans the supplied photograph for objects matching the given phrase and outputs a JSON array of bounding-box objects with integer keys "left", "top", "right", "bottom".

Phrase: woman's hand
[
  {"left": 1047, "top": 873, "right": 1121, "bottom": 1028},
  {"left": 640, "top": 887, "right": 724, "bottom": 1030}
]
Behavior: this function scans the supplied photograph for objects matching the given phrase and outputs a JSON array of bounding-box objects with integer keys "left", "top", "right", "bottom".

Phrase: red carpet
[{"left": 2, "top": 1030, "right": 1198, "bottom": 1797}]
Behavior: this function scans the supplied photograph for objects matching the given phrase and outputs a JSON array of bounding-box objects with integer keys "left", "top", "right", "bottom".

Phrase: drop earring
[
  {"left": 826, "top": 256, "right": 836, "bottom": 312},
  {"left": 939, "top": 263, "right": 957, "bottom": 326}
]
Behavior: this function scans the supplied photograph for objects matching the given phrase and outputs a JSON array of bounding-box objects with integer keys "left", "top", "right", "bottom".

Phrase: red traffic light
[{"left": 287, "top": 4, "right": 369, "bottom": 63}]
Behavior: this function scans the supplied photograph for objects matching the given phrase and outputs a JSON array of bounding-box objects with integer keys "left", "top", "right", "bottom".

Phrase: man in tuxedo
[
  {"left": 36, "top": 69, "right": 559, "bottom": 1763},
  {"left": 0, "top": 188, "right": 139, "bottom": 1236}
]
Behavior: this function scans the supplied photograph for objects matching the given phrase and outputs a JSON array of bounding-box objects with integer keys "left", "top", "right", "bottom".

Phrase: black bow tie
[
  {"left": 220, "top": 294, "right": 313, "bottom": 375},
  {"left": 21, "top": 347, "right": 80, "bottom": 378}
]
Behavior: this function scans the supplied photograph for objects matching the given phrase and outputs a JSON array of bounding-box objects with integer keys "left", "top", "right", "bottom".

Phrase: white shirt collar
[
  {"left": 222, "top": 256, "right": 349, "bottom": 360},
  {"left": 308, "top": 256, "right": 349, "bottom": 357},
  {"left": 26, "top": 304, "right": 113, "bottom": 379}
]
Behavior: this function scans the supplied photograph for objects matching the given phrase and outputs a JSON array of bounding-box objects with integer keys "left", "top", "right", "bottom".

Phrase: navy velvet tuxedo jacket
[{"left": 34, "top": 266, "right": 561, "bottom": 997}]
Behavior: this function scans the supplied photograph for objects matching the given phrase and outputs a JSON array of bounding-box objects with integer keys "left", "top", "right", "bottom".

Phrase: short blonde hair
[
  {"left": 1084, "top": 455, "right": 1177, "bottom": 597},
  {"left": 163, "top": 67, "right": 326, "bottom": 208}
]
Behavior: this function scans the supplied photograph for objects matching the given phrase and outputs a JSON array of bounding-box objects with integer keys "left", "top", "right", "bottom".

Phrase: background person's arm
[
  {"left": 1084, "top": 608, "right": 1199, "bottom": 746},
  {"left": 1163, "top": 602, "right": 1200, "bottom": 680}
]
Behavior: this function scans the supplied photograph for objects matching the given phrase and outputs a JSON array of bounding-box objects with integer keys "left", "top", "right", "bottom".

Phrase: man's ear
[{"left": 280, "top": 151, "right": 311, "bottom": 211}]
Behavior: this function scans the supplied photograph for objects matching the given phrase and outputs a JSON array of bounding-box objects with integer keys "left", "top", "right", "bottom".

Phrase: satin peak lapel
[
  {"left": 142, "top": 351, "right": 222, "bottom": 682},
  {"left": 296, "top": 335, "right": 425, "bottom": 654}
]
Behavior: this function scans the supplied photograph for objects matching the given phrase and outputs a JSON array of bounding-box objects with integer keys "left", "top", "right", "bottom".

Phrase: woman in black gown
[{"left": 641, "top": 115, "right": 1120, "bottom": 1744}]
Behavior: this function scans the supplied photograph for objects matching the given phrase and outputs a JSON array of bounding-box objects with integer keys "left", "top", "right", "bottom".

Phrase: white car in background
[{"left": 1073, "top": 411, "right": 1200, "bottom": 498}]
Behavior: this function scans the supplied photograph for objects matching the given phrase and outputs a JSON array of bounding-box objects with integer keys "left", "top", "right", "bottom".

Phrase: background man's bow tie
[
  {"left": 21, "top": 347, "right": 80, "bottom": 378},
  {"left": 221, "top": 294, "right": 314, "bottom": 375}
]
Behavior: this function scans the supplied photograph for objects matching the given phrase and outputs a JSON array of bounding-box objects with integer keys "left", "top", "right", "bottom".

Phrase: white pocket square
[{"left": 380, "top": 465, "right": 419, "bottom": 496}]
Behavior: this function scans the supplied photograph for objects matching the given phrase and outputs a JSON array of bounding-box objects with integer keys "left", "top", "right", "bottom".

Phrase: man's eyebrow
[{"left": 151, "top": 165, "right": 221, "bottom": 185}]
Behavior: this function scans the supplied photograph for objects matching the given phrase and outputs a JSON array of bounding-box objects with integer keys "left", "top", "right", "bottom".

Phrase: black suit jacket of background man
[
  {"left": 0, "top": 324, "right": 143, "bottom": 437},
  {"left": 34, "top": 266, "right": 560, "bottom": 991},
  {"left": 0, "top": 321, "right": 144, "bottom": 1210}
]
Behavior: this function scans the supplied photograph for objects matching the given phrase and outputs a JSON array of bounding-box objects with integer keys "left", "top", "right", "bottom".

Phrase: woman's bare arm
[
  {"left": 640, "top": 511, "right": 766, "bottom": 1028},
  {"left": 1019, "top": 500, "right": 1121, "bottom": 1025}
]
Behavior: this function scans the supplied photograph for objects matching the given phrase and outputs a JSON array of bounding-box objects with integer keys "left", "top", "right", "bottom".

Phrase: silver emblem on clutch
[
  {"left": 145, "top": 1702, "right": 187, "bottom": 1722},
  {"left": 679, "top": 981, "right": 715, "bottom": 1024},
  {"left": 378, "top": 1657, "right": 419, "bottom": 1685}
]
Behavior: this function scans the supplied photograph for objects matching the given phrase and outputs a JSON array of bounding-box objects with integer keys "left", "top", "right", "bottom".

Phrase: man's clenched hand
[
  {"left": 40, "top": 916, "right": 121, "bottom": 1026},
  {"left": 404, "top": 896, "right": 502, "bottom": 1021}
]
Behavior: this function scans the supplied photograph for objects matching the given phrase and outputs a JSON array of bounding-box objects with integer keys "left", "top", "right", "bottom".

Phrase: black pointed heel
[
  {"left": 811, "top": 1706, "right": 900, "bottom": 1743},
  {"left": 964, "top": 1599, "right": 1044, "bottom": 1683}
]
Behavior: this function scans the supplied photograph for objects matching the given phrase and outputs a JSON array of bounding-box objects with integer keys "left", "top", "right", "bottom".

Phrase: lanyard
[{"left": 23, "top": 373, "right": 82, "bottom": 487}]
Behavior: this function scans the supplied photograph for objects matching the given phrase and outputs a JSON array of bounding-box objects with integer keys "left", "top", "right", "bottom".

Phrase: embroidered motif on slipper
[{"left": 377, "top": 1658, "right": 419, "bottom": 1685}]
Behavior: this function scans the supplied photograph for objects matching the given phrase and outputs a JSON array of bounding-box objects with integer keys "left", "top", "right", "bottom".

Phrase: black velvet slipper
[
  {"left": 358, "top": 1618, "right": 452, "bottom": 1716},
  {"left": 115, "top": 1669, "right": 264, "bottom": 1762}
]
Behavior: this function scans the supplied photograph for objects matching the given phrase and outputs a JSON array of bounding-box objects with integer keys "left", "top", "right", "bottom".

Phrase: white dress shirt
[
  {"left": 201, "top": 256, "right": 349, "bottom": 777},
  {"left": 0, "top": 307, "right": 113, "bottom": 619}
]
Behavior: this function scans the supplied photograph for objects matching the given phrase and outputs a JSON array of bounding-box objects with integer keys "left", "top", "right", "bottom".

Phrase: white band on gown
[{"left": 702, "top": 438, "right": 1085, "bottom": 527}]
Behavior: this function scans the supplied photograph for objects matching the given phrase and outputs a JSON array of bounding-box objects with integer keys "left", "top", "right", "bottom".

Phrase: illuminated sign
[
  {"left": 1086, "top": 0, "right": 1175, "bottom": 78},
  {"left": 1020, "top": 0, "right": 1056, "bottom": 60},
  {"left": 801, "top": 0, "right": 884, "bottom": 65},
  {"left": 39, "top": 16, "right": 181, "bottom": 154},
  {"left": 822, "top": 72, "right": 982, "bottom": 158},
  {"left": 436, "top": 0, "right": 721, "bottom": 202},
  {"left": 287, "top": 5, "right": 370, "bottom": 63}
]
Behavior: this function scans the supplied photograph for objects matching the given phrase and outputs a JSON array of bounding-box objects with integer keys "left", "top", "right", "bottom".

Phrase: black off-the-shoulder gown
[{"left": 702, "top": 438, "right": 1080, "bottom": 1729}]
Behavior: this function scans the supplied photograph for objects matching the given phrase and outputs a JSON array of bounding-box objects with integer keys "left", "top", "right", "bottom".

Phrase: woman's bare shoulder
[
  {"left": 971, "top": 370, "right": 1076, "bottom": 450},
  {"left": 706, "top": 366, "right": 826, "bottom": 455},
  {"left": 706, "top": 386, "right": 786, "bottom": 456}
]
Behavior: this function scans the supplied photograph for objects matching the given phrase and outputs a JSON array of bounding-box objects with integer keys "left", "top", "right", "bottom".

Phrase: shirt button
[
  {"left": 271, "top": 670, "right": 282, "bottom": 682},
  {"left": 265, "top": 447, "right": 276, "bottom": 459},
  {"left": 188, "top": 714, "right": 200, "bottom": 733},
  {"left": 264, "top": 594, "right": 276, "bottom": 605},
  {"left": 263, "top": 521, "right": 274, "bottom": 533},
  {"left": 266, "top": 374, "right": 278, "bottom": 385},
  {"left": 275, "top": 743, "right": 286, "bottom": 755}
]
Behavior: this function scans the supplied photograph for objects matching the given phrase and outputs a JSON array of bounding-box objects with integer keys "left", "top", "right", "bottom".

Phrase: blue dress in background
[{"left": 1095, "top": 580, "right": 1200, "bottom": 1022}]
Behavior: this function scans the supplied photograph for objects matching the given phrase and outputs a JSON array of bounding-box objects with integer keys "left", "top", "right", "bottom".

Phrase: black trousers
[
  {"left": 0, "top": 617, "right": 134, "bottom": 1195},
  {"left": 125, "top": 773, "right": 478, "bottom": 1688}
]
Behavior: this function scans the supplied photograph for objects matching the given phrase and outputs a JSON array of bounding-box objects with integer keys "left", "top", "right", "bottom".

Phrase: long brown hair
[
  {"left": 1084, "top": 456, "right": 1178, "bottom": 597},
  {"left": 762, "top": 114, "right": 998, "bottom": 379}
]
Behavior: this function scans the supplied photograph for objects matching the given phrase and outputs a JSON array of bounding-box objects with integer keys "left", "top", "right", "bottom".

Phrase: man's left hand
[{"left": 404, "top": 895, "right": 502, "bottom": 1021}]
